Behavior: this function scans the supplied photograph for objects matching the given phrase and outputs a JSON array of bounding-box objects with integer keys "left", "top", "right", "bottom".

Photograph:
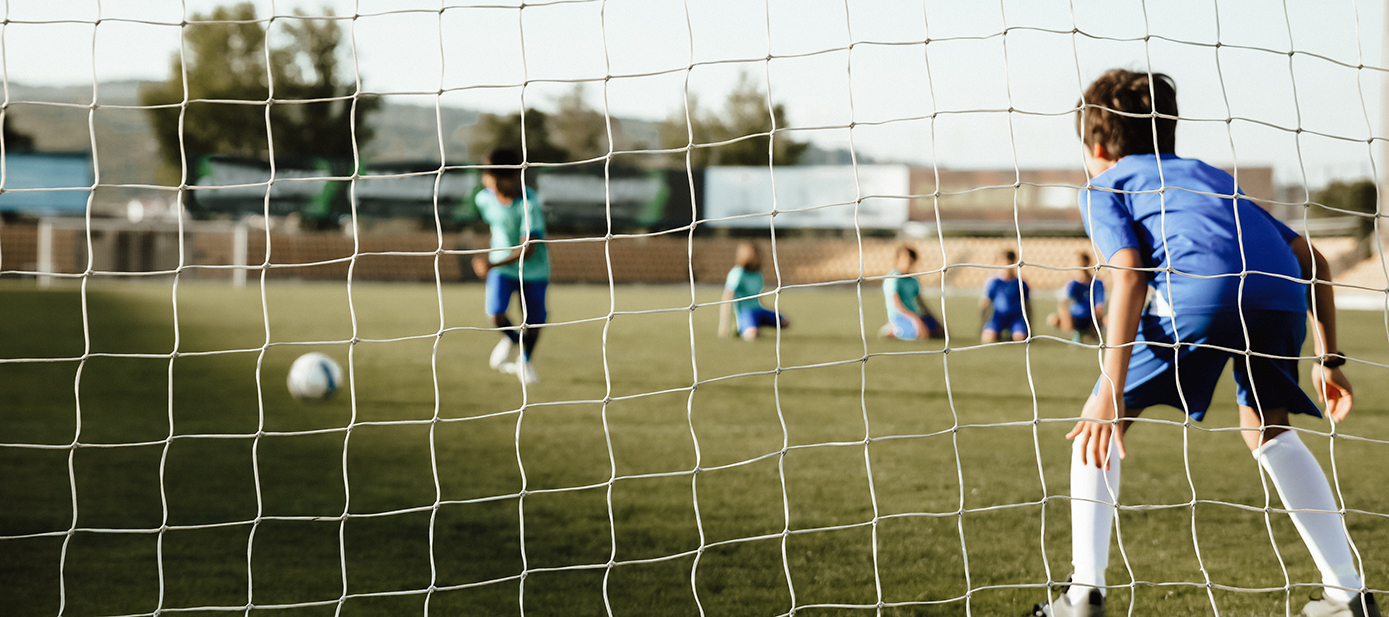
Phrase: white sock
[
  {"left": 1254, "top": 431, "right": 1362, "bottom": 604},
  {"left": 1068, "top": 435, "right": 1121, "bottom": 604}
]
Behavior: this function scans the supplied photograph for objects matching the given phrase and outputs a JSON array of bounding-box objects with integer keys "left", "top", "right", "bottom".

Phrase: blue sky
[{"left": 2, "top": 0, "right": 1386, "bottom": 188}]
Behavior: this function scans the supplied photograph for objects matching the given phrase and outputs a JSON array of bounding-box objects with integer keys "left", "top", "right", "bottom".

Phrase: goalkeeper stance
[
  {"left": 1034, "top": 69, "right": 1373, "bottom": 617},
  {"left": 718, "top": 241, "right": 790, "bottom": 341},
  {"left": 472, "top": 148, "right": 548, "bottom": 385},
  {"left": 881, "top": 245, "right": 945, "bottom": 340}
]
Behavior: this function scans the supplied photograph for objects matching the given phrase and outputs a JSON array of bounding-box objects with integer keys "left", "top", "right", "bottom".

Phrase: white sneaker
[
  {"left": 489, "top": 338, "right": 514, "bottom": 369},
  {"left": 1302, "top": 593, "right": 1381, "bottom": 617},
  {"left": 1032, "top": 588, "right": 1104, "bottom": 617},
  {"left": 500, "top": 360, "right": 539, "bottom": 385}
]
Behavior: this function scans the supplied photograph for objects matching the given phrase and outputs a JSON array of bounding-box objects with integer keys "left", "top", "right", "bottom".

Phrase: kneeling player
[
  {"left": 718, "top": 241, "right": 790, "bottom": 341},
  {"left": 882, "top": 245, "right": 944, "bottom": 340},
  {"left": 1047, "top": 252, "right": 1106, "bottom": 343},
  {"left": 980, "top": 249, "right": 1031, "bottom": 342}
]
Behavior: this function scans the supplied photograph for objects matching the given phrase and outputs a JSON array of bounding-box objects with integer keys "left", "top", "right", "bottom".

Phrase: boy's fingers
[
  {"left": 1089, "top": 427, "right": 1106, "bottom": 470},
  {"left": 1329, "top": 391, "right": 1353, "bottom": 422}
]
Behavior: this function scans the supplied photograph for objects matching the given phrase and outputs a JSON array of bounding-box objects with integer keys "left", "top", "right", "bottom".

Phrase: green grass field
[{"left": 2, "top": 279, "right": 1387, "bottom": 617}]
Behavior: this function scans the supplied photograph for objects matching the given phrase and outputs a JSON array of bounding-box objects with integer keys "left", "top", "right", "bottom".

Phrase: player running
[
  {"left": 718, "top": 241, "right": 790, "bottom": 341},
  {"left": 471, "top": 147, "right": 549, "bottom": 385},
  {"left": 1032, "top": 69, "right": 1374, "bottom": 617},
  {"left": 1047, "top": 252, "right": 1106, "bottom": 343},
  {"left": 881, "top": 245, "right": 945, "bottom": 340},
  {"left": 980, "top": 249, "right": 1031, "bottom": 342}
]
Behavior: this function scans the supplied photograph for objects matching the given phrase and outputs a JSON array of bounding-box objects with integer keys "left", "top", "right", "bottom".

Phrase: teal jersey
[
  {"left": 883, "top": 270, "right": 921, "bottom": 315},
  {"left": 724, "top": 266, "right": 764, "bottom": 312},
  {"left": 477, "top": 187, "right": 549, "bottom": 281}
]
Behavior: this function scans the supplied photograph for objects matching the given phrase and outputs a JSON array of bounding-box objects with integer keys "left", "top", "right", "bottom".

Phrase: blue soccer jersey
[
  {"left": 1080, "top": 154, "right": 1305, "bottom": 314},
  {"left": 984, "top": 275, "right": 1029, "bottom": 320},
  {"left": 1065, "top": 278, "right": 1105, "bottom": 321}
]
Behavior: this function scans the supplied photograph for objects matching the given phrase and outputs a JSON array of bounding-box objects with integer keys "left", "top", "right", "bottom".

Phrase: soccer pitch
[{"left": 2, "top": 280, "right": 1386, "bottom": 616}]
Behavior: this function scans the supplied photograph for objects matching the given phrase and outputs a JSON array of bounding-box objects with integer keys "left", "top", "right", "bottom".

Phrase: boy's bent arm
[
  {"left": 1290, "top": 237, "right": 1354, "bottom": 420},
  {"left": 1068, "top": 247, "right": 1146, "bottom": 468}
]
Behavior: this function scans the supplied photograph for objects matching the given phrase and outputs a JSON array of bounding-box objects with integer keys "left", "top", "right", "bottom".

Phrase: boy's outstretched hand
[
  {"left": 1068, "top": 391, "right": 1128, "bottom": 470},
  {"left": 1313, "top": 365, "right": 1354, "bottom": 422},
  {"left": 1068, "top": 247, "right": 1145, "bottom": 471}
]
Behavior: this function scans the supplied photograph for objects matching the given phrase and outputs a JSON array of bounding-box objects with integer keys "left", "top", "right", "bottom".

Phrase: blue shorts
[
  {"left": 485, "top": 270, "right": 548, "bottom": 324},
  {"left": 984, "top": 312, "right": 1029, "bottom": 336},
  {"left": 736, "top": 306, "right": 784, "bottom": 335},
  {"left": 889, "top": 311, "right": 941, "bottom": 340},
  {"left": 1095, "top": 309, "right": 1318, "bottom": 421},
  {"left": 1068, "top": 311, "right": 1099, "bottom": 335}
]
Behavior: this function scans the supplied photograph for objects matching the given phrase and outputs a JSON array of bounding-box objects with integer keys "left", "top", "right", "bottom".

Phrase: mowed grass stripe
[{"left": 1, "top": 280, "right": 1386, "bottom": 616}]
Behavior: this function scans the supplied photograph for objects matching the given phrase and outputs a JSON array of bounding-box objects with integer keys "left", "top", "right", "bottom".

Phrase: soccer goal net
[{"left": 0, "top": 1, "right": 1386, "bottom": 616}]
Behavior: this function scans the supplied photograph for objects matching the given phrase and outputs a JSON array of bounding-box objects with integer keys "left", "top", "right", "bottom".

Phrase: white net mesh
[{"left": 0, "top": 1, "right": 1386, "bottom": 616}]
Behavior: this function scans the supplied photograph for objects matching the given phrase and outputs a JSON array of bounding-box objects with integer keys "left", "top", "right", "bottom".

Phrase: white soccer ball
[{"left": 287, "top": 352, "right": 344, "bottom": 401}]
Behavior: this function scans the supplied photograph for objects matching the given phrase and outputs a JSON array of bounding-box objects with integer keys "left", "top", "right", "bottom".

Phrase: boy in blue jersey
[
  {"left": 717, "top": 241, "right": 789, "bottom": 341},
  {"left": 1033, "top": 70, "right": 1371, "bottom": 617},
  {"left": 470, "top": 148, "right": 549, "bottom": 385},
  {"left": 980, "top": 249, "right": 1031, "bottom": 342},
  {"left": 1047, "top": 252, "right": 1106, "bottom": 343},
  {"left": 882, "top": 245, "right": 944, "bottom": 340}
]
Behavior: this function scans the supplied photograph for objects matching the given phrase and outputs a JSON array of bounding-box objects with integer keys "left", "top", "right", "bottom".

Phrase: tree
[
  {"left": 3, "top": 120, "right": 34, "bottom": 152},
  {"left": 140, "top": 3, "right": 378, "bottom": 172},
  {"left": 468, "top": 108, "right": 569, "bottom": 164},
  {"left": 1312, "top": 179, "right": 1377, "bottom": 236},
  {"left": 659, "top": 72, "right": 807, "bottom": 167},
  {"left": 267, "top": 10, "right": 377, "bottom": 159},
  {"left": 548, "top": 84, "right": 610, "bottom": 162}
]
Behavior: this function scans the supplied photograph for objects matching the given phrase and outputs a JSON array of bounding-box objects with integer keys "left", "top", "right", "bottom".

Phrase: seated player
[
  {"left": 1047, "top": 252, "right": 1106, "bottom": 343},
  {"left": 881, "top": 245, "right": 945, "bottom": 340},
  {"left": 980, "top": 249, "right": 1031, "bottom": 342},
  {"left": 717, "top": 241, "right": 790, "bottom": 341},
  {"left": 1033, "top": 68, "right": 1374, "bottom": 617}
]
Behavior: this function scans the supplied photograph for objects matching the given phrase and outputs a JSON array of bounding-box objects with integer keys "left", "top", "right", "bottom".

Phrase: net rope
[{"left": 0, "top": 0, "right": 1383, "bottom": 615}]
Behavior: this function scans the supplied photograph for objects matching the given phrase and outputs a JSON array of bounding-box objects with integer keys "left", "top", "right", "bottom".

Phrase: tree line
[{"left": 127, "top": 2, "right": 805, "bottom": 174}]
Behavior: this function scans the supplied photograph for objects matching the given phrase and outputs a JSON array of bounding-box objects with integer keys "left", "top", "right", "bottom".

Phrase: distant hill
[
  {"left": 0, "top": 81, "right": 664, "bottom": 213},
  {"left": 2, "top": 81, "right": 850, "bottom": 216}
]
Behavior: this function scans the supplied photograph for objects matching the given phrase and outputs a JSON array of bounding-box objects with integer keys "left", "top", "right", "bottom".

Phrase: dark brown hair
[
  {"left": 1077, "top": 69, "right": 1178, "bottom": 159},
  {"left": 1077, "top": 252, "right": 1092, "bottom": 267},
  {"left": 1002, "top": 249, "right": 1017, "bottom": 263},
  {"left": 485, "top": 147, "right": 523, "bottom": 200},
  {"left": 898, "top": 245, "right": 918, "bottom": 262},
  {"left": 735, "top": 241, "right": 762, "bottom": 272}
]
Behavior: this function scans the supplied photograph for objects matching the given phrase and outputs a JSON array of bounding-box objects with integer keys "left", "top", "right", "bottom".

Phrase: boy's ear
[{"left": 1091, "top": 143, "right": 1113, "bottom": 162}]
